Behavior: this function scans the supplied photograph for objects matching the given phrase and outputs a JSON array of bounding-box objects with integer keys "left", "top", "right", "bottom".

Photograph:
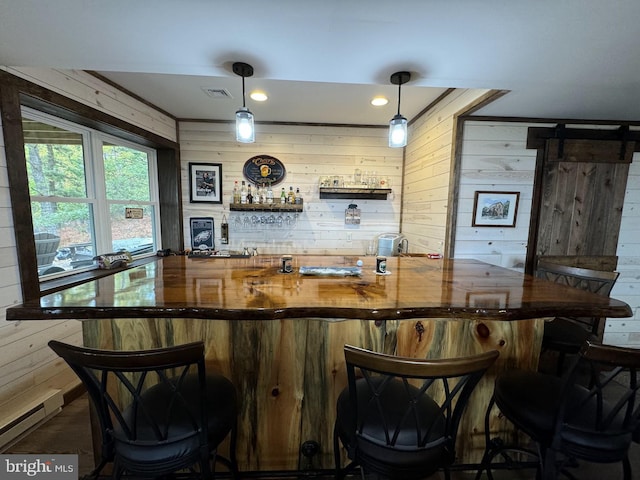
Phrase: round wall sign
[{"left": 243, "top": 155, "right": 286, "bottom": 186}]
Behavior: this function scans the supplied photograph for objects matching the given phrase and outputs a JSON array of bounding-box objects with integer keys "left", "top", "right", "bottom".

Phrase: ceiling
[{"left": 1, "top": 0, "right": 640, "bottom": 126}]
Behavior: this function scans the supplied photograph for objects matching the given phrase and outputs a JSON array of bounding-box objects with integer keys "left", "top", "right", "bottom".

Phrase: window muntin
[{"left": 23, "top": 108, "right": 161, "bottom": 280}]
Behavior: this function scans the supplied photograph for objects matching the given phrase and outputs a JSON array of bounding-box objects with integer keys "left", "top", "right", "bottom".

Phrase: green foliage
[
  {"left": 26, "top": 143, "right": 85, "bottom": 198},
  {"left": 27, "top": 142, "right": 152, "bottom": 231},
  {"left": 103, "top": 145, "right": 151, "bottom": 201},
  {"left": 31, "top": 201, "right": 90, "bottom": 233}
]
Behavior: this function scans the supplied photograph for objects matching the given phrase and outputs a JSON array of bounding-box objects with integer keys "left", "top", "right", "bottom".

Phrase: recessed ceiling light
[
  {"left": 250, "top": 90, "right": 268, "bottom": 102},
  {"left": 371, "top": 96, "right": 389, "bottom": 107}
]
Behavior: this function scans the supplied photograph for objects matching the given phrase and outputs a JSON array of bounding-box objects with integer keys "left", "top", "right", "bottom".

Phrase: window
[{"left": 23, "top": 107, "right": 161, "bottom": 279}]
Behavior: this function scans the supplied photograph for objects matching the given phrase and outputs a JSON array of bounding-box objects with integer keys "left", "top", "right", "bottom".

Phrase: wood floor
[{"left": 4, "top": 392, "right": 640, "bottom": 479}]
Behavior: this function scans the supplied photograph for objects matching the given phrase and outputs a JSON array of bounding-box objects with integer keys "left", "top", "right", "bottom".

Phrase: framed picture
[
  {"left": 472, "top": 191, "right": 520, "bottom": 227},
  {"left": 189, "top": 162, "right": 222, "bottom": 203},
  {"left": 190, "top": 217, "right": 215, "bottom": 250}
]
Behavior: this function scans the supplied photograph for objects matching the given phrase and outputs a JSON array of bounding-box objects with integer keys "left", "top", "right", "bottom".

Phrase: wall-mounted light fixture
[
  {"left": 388, "top": 71, "right": 411, "bottom": 148},
  {"left": 233, "top": 62, "right": 255, "bottom": 143}
]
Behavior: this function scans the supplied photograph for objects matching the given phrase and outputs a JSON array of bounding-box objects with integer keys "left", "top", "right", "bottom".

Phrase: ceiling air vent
[{"left": 201, "top": 87, "right": 233, "bottom": 99}]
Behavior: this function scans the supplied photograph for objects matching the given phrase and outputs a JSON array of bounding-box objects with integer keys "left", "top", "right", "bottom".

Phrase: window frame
[
  {"left": 23, "top": 106, "right": 163, "bottom": 280},
  {"left": 0, "top": 71, "right": 183, "bottom": 301}
]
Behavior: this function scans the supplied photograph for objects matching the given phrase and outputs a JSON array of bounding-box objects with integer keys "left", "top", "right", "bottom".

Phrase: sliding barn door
[{"left": 528, "top": 128, "right": 635, "bottom": 273}]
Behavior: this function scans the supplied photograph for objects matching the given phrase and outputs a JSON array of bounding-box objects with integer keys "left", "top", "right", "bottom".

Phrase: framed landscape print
[
  {"left": 472, "top": 191, "right": 520, "bottom": 227},
  {"left": 189, "top": 162, "right": 222, "bottom": 203}
]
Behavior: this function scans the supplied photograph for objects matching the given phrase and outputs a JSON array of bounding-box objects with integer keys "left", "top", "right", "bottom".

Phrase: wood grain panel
[
  {"left": 546, "top": 138, "right": 634, "bottom": 164},
  {"left": 537, "top": 140, "right": 630, "bottom": 262},
  {"left": 403, "top": 89, "right": 492, "bottom": 255},
  {"left": 6, "top": 68, "right": 177, "bottom": 142},
  {"left": 10, "top": 256, "right": 631, "bottom": 322},
  {"left": 394, "top": 317, "right": 544, "bottom": 463},
  {"left": 301, "top": 318, "right": 386, "bottom": 469},
  {"left": 82, "top": 315, "right": 542, "bottom": 468},
  {"left": 540, "top": 255, "right": 618, "bottom": 272}
]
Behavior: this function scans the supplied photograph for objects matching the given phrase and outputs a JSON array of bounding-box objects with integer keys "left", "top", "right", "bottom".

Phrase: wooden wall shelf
[
  {"left": 319, "top": 187, "right": 392, "bottom": 200},
  {"left": 229, "top": 202, "right": 303, "bottom": 212}
]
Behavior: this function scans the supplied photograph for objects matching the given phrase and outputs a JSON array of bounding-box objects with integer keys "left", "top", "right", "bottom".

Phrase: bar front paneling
[{"left": 81, "top": 314, "right": 541, "bottom": 469}]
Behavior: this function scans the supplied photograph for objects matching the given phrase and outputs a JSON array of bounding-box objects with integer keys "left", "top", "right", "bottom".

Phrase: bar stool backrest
[
  {"left": 338, "top": 345, "right": 499, "bottom": 479},
  {"left": 536, "top": 260, "right": 619, "bottom": 335},
  {"left": 48, "top": 340, "right": 211, "bottom": 479},
  {"left": 536, "top": 260, "right": 619, "bottom": 297},
  {"left": 555, "top": 341, "right": 640, "bottom": 462}
]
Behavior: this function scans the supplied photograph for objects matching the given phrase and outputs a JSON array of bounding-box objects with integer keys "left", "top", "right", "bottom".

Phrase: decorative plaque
[{"left": 243, "top": 155, "right": 286, "bottom": 186}]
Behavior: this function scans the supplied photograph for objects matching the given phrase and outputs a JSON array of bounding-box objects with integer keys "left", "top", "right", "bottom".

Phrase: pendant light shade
[
  {"left": 389, "top": 71, "right": 411, "bottom": 148},
  {"left": 233, "top": 62, "right": 255, "bottom": 143},
  {"left": 236, "top": 107, "right": 255, "bottom": 143},
  {"left": 389, "top": 114, "right": 407, "bottom": 148}
]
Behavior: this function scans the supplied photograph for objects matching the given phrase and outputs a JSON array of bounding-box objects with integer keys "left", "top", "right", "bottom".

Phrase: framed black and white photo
[
  {"left": 472, "top": 191, "right": 520, "bottom": 227},
  {"left": 189, "top": 162, "right": 222, "bottom": 203}
]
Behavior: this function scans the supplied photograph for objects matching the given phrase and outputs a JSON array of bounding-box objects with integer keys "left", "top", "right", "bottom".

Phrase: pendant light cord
[
  {"left": 397, "top": 82, "right": 402, "bottom": 116},
  {"left": 242, "top": 76, "right": 247, "bottom": 108}
]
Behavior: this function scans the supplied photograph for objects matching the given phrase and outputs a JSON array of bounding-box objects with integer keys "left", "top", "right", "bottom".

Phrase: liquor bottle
[
  {"left": 288, "top": 186, "right": 295, "bottom": 204},
  {"left": 233, "top": 181, "right": 240, "bottom": 204},
  {"left": 266, "top": 182, "right": 273, "bottom": 204},
  {"left": 240, "top": 181, "right": 248, "bottom": 204},
  {"left": 295, "top": 187, "right": 302, "bottom": 204},
  {"left": 260, "top": 183, "right": 267, "bottom": 204},
  {"left": 280, "top": 187, "right": 286, "bottom": 204},
  {"left": 247, "top": 184, "right": 253, "bottom": 204},
  {"left": 221, "top": 214, "right": 229, "bottom": 244}
]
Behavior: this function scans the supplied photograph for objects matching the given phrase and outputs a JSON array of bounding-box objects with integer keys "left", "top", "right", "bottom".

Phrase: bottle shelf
[
  {"left": 319, "top": 187, "right": 392, "bottom": 200},
  {"left": 229, "top": 201, "right": 304, "bottom": 212}
]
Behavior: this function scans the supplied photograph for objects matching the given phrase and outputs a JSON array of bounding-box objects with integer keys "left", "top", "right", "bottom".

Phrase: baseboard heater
[{"left": 0, "top": 389, "right": 64, "bottom": 451}]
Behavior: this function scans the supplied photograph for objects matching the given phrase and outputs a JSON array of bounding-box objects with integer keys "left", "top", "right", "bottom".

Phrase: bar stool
[
  {"left": 536, "top": 260, "right": 619, "bottom": 375},
  {"left": 476, "top": 341, "right": 640, "bottom": 480},
  {"left": 333, "top": 345, "right": 499, "bottom": 480},
  {"left": 49, "top": 340, "right": 238, "bottom": 479}
]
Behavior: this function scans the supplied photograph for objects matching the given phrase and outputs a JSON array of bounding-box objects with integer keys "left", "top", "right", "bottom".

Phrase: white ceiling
[{"left": 1, "top": 0, "right": 640, "bottom": 125}]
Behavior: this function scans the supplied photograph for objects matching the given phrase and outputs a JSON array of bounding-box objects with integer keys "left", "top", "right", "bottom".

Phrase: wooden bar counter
[{"left": 7, "top": 255, "right": 632, "bottom": 471}]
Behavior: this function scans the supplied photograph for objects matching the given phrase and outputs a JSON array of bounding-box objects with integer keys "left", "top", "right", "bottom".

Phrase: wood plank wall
[
  {"left": 401, "top": 89, "right": 490, "bottom": 255},
  {"left": 179, "top": 122, "right": 403, "bottom": 254},
  {"left": 454, "top": 120, "right": 640, "bottom": 348},
  {"left": 454, "top": 121, "right": 546, "bottom": 270},
  {"left": 606, "top": 152, "right": 640, "bottom": 347},
  {"left": 0, "top": 68, "right": 177, "bottom": 419},
  {"left": 0, "top": 67, "right": 177, "bottom": 142}
]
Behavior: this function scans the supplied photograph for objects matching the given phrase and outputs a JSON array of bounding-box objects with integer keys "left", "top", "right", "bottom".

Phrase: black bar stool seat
[{"left": 115, "top": 372, "right": 237, "bottom": 474}]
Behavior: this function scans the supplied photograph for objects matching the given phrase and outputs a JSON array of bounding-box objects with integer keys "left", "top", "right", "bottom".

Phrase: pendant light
[
  {"left": 388, "top": 71, "right": 411, "bottom": 148},
  {"left": 233, "top": 62, "right": 255, "bottom": 143}
]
